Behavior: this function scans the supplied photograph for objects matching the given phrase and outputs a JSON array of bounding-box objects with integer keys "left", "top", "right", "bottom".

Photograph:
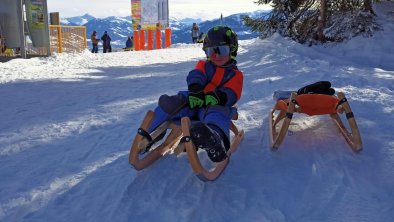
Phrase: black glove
[
  {"left": 205, "top": 90, "right": 227, "bottom": 106},
  {"left": 188, "top": 84, "right": 205, "bottom": 109}
]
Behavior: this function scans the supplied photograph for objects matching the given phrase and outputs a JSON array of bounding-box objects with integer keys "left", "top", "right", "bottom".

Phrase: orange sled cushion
[
  {"left": 296, "top": 94, "right": 339, "bottom": 115},
  {"left": 275, "top": 94, "right": 339, "bottom": 116}
]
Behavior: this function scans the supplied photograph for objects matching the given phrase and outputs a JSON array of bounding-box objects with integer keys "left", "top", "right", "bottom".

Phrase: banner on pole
[
  {"left": 25, "top": 0, "right": 50, "bottom": 47},
  {"left": 131, "top": 0, "right": 141, "bottom": 29},
  {"left": 131, "top": 0, "right": 169, "bottom": 30}
]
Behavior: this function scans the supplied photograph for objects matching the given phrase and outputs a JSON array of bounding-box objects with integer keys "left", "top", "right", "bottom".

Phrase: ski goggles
[{"left": 204, "top": 45, "right": 231, "bottom": 57}]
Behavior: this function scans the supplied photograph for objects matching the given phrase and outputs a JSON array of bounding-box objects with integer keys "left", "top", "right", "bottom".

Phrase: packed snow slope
[{"left": 0, "top": 2, "right": 393, "bottom": 222}]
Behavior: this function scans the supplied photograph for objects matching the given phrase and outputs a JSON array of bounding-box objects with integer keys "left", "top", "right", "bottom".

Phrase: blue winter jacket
[{"left": 186, "top": 60, "right": 243, "bottom": 107}]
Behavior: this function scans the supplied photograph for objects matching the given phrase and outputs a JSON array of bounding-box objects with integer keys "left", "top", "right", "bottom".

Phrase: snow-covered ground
[{"left": 0, "top": 2, "right": 393, "bottom": 222}]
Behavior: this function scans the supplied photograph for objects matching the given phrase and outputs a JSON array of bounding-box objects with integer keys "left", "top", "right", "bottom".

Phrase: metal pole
[
  {"left": 42, "top": 0, "right": 51, "bottom": 56},
  {"left": 56, "top": 26, "right": 63, "bottom": 53},
  {"left": 166, "top": 0, "right": 169, "bottom": 28},
  {"left": 83, "top": 26, "right": 87, "bottom": 49},
  {"left": 18, "top": 0, "right": 27, "bottom": 58}
]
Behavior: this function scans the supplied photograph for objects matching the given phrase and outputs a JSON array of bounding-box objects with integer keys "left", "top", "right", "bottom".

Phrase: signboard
[
  {"left": 29, "top": 0, "right": 46, "bottom": 29},
  {"left": 131, "top": 0, "right": 169, "bottom": 30},
  {"left": 131, "top": 0, "right": 141, "bottom": 29},
  {"left": 25, "top": 0, "right": 50, "bottom": 47}
]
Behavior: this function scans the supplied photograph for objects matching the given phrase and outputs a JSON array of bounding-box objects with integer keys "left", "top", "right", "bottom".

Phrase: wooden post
[
  {"left": 49, "top": 12, "right": 60, "bottom": 25},
  {"left": 57, "top": 26, "right": 63, "bottom": 53},
  {"left": 83, "top": 26, "right": 87, "bottom": 49}
]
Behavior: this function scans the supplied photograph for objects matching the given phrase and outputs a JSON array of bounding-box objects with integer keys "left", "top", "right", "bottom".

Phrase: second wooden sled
[
  {"left": 269, "top": 91, "right": 362, "bottom": 152},
  {"left": 128, "top": 110, "right": 245, "bottom": 181}
]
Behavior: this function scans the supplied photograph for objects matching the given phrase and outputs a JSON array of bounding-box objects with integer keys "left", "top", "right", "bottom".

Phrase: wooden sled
[
  {"left": 269, "top": 91, "right": 362, "bottom": 152},
  {"left": 123, "top": 47, "right": 134, "bottom": 51},
  {"left": 128, "top": 110, "right": 244, "bottom": 181}
]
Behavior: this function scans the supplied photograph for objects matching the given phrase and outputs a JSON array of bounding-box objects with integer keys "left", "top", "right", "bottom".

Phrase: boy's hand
[
  {"left": 205, "top": 91, "right": 227, "bottom": 106},
  {"left": 205, "top": 93, "right": 219, "bottom": 106},
  {"left": 188, "top": 92, "right": 205, "bottom": 109},
  {"left": 188, "top": 84, "right": 205, "bottom": 109}
]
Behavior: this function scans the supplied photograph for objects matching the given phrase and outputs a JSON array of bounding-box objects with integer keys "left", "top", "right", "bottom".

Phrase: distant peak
[{"left": 82, "top": 13, "right": 95, "bottom": 18}]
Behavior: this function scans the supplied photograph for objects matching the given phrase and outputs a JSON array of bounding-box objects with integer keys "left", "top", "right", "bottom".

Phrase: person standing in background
[
  {"left": 0, "top": 34, "right": 6, "bottom": 53},
  {"left": 101, "top": 31, "right": 112, "bottom": 53},
  {"left": 90, "top": 31, "right": 99, "bottom": 53},
  {"left": 125, "top": 36, "right": 133, "bottom": 50},
  {"left": 191, "top": 23, "right": 200, "bottom": 43}
]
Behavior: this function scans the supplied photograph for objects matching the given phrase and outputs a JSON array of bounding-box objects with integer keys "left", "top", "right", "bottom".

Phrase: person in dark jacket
[
  {"left": 125, "top": 36, "right": 133, "bottom": 49},
  {"left": 90, "top": 31, "right": 99, "bottom": 53},
  {"left": 144, "top": 26, "right": 243, "bottom": 163},
  {"left": 101, "top": 31, "right": 112, "bottom": 53}
]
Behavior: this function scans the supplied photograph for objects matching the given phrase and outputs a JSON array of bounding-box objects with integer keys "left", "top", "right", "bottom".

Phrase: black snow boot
[{"left": 189, "top": 122, "right": 228, "bottom": 162}]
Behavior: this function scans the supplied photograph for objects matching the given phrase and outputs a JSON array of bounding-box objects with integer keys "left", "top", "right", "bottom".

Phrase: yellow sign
[
  {"left": 131, "top": 0, "right": 141, "bottom": 29},
  {"left": 30, "top": 0, "right": 45, "bottom": 29}
]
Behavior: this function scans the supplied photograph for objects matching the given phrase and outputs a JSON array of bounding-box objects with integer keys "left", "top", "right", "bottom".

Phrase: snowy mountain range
[
  {"left": 60, "top": 13, "right": 96, "bottom": 26},
  {"left": 60, "top": 11, "right": 269, "bottom": 47}
]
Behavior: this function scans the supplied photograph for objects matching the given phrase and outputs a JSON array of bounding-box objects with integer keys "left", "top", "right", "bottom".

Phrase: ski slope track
[{"left": 0, "top": 2, "right": 393, "bottom": 221}]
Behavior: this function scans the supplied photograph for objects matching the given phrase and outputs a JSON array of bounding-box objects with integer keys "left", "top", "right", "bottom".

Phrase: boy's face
[{"left": 210, "top": 53, "right": 230, "bottom": 66}]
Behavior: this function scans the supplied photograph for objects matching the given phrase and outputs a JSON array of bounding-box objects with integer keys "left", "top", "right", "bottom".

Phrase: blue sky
[{"left": 47, "top": 0, "right": 271, "bottom": 19}]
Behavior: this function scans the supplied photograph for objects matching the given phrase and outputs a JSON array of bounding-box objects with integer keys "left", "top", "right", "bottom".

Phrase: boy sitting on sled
[{"left": 146, "top": 26, "right": 243, "bottom": 162}]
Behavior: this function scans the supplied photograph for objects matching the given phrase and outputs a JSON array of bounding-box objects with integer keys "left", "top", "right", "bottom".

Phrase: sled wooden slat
[
  {"left": 138, "top": 120, "right": 170, "bottom": 149},
  {"left": 270, "top": 92, "right": 297, "bottom": 150},
  {"left": 332, "top": 92, "right": 362, "bottom": 152},
  {"left": 129, "top": 111, "right": 178, "bottom": 170}
]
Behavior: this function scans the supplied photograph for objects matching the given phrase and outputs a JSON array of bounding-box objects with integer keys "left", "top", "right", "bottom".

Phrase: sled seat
[
  {"left": 168, "top": 106, "right": 239, "bottom": 128},
  {"left": 274, "top": 90, "right": 342, "bottom": 116},
  {"left": 269, "top": 91, "right": 362, "bottom": 152}
]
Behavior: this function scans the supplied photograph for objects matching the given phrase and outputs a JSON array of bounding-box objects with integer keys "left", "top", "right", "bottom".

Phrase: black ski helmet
[{"left": 203, "top": 26, "right": 238, "bottom": 58}]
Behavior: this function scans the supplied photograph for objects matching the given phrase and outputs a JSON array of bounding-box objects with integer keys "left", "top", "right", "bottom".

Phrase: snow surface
[{"left": 0, "top": 2, "right": 393, "bottom": 222}]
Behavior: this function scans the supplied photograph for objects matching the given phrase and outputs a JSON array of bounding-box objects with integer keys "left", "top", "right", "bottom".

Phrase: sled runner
[
  {"left": 180, "top": 117, "right": 244, "bottom": 181},
  {"left": 269, "top": 91, "right": 362, "bottom": 152},
  {"left": 128, "top": 110, "right": 244, "bottom": 181}
]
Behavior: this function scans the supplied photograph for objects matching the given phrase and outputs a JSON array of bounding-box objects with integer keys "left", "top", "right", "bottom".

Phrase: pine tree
[
  {"left": 364, "top": 0, "right": 376, "bottom": 15},
  {"left": 242, "top": 0, "right": 381, "bottom": 44}
]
